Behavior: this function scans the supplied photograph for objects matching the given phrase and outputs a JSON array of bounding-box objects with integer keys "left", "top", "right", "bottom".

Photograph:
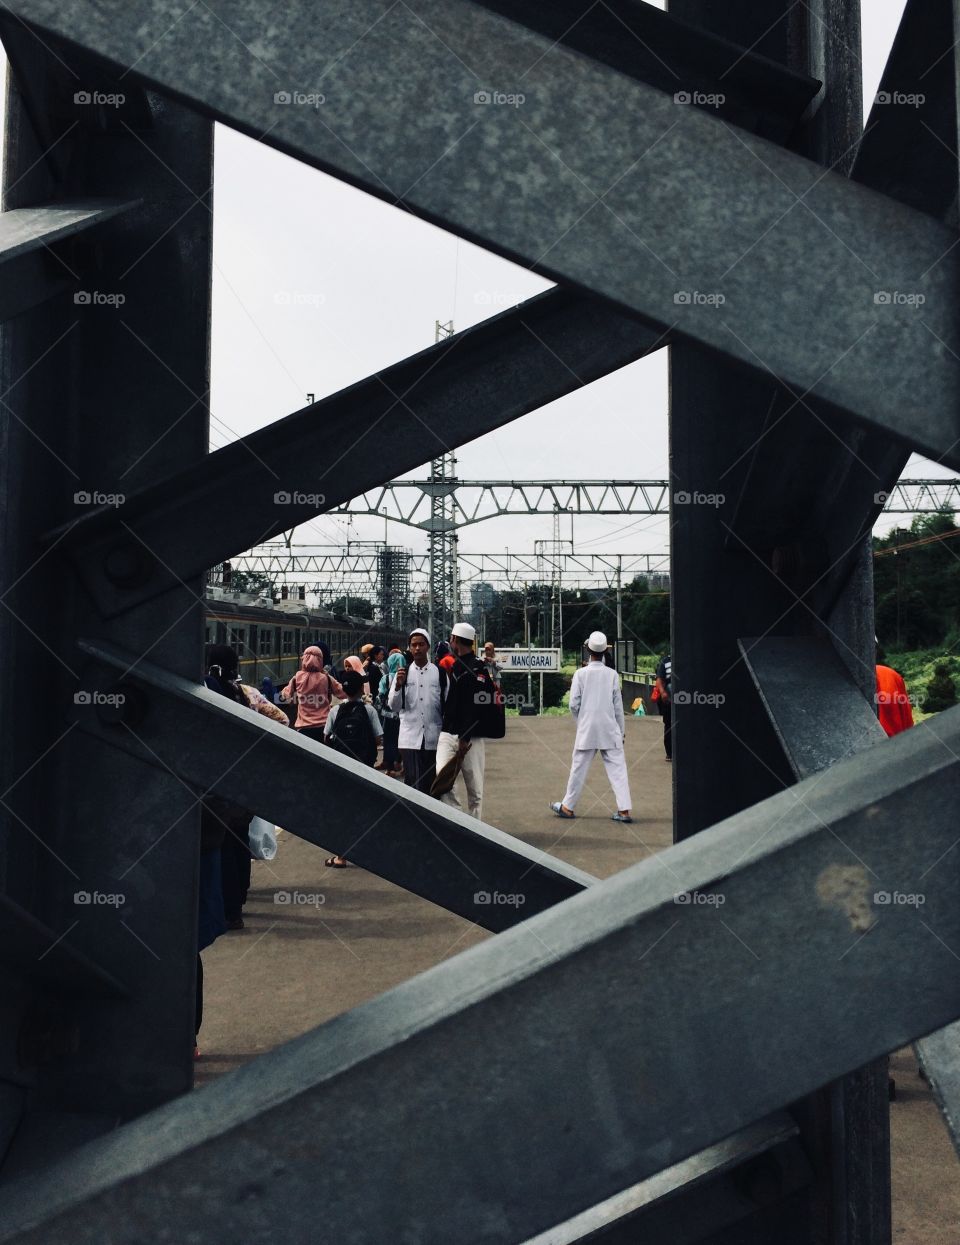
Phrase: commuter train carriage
[{"left": 204, "top": 597, "right": 406, "bottom": 687}]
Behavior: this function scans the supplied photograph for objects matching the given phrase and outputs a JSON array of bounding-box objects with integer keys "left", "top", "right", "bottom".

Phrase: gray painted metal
[
  {"left": 523, "top": 1113, "right": 809, "bottom": 1245},
  {"left": 915, "top": 1022, "right": 960, "bottom": 1162},
  {"left": 52, "top": 289, "right": 664, "bottom": 617},
  {"left": 0, "top": 894, "right": 124, "bottom": 1000},
  {"left": 5, "top": 0, "right": 960, "bottom": 466},
  {"left": 0, "top": 203, "right": 131, "bottom": 264},
  {"left": 74, "top": 639, "right": 594, "bottom": 932},
  {"left": 739, "top": 636, "right": 884, "bottom": 780},
  {"left": 471, "top": 0, "right": 820, "bottom": 142},
  {"left": 1, "top": 706, "right": 958, "bottom": 1243}
]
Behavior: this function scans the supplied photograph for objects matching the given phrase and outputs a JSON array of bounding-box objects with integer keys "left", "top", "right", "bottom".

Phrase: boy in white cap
[
  {"left": 388, "top": 627, "right": 443, "bottom": 792},
  {"left": 435, "top": 621, "right": 488, "bottom": 818},
  {"left": 551, "top": 630, "right": 632, "bottom": 822}
]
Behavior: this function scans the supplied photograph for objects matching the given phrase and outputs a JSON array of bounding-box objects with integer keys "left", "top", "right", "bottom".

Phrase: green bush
[
  {"left": 921, "top": 663, "right": 957, "bottom": 714},
  {"left": 500, "top": 672, "right": 570, "bottom": 712}
]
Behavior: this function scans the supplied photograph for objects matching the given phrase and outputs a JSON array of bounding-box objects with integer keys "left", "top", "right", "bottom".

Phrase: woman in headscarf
[
  {"left": 341, "top": 654, "right": 373, "bottom": 704},
  {"left": 281, "top": 645, "right": 344, "bottom": 742},
  {"left": 377, "top": 647, "right": 406, "bottom": 776}
]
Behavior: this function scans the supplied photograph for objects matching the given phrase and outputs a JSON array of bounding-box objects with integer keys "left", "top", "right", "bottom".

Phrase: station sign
[{"left": 496, "top": 648, "right": 562, "bottom": 673}]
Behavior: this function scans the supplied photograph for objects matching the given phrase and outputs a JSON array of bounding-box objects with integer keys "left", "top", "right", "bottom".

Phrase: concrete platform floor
[{"left": 196, "top": 714, "right": 959, "bottom": 1241}]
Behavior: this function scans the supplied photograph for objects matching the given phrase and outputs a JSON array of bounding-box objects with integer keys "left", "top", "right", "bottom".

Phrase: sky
[{"left": 205, "top": 0, "right": 940, "bottom": 582}]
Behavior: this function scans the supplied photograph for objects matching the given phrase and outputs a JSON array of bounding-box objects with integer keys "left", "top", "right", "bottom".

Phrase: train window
[
  {"left": 259, "top": 628, "right": 273, "bottom": 656},
  {"left": 229, "top": 627, "right": 246, "bottom": 656},
  {"left": 282, "top": 629, "right": 294, "bottom": 655},
  {"left": 204, "top": 625, "right": 212, "bottom": 646}
]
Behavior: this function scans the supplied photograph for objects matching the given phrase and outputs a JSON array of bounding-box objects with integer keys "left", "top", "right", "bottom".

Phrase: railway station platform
[{"left": 196, "top": 714, "right": 959, "bottom": 1243}]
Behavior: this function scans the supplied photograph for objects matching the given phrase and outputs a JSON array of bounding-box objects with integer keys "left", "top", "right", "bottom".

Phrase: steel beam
[
  {"left": 74, "top": 639, "right": 594, "bottom": 933},
  {"left": 49, "top": 289, "right": 664, "bottom": 617},
  {"left": 470, "top": 0, "right": 820, "bottom": 142},
  {"left": 0, "top": 706, "right": 958, "bottom": 1243},
  {"left": 3, "top": 1, "right": 960, "bottom": 466}
]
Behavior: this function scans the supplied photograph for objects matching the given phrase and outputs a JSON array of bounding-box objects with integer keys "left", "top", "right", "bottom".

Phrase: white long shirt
[
  {"left": 387, "top": 660, "right": 443, "bottom": 749},
  {"left": 569, "top": 660, "right": 625, "bottom": 751}
]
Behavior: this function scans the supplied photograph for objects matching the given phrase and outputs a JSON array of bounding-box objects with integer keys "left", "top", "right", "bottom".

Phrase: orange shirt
[{"left": 876, "top": 665, "right": 914, "bottom": 737}]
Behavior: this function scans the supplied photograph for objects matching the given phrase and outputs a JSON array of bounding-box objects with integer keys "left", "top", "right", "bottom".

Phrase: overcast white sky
[{"left": 208, "top": 0, "right": 942, "bottom": 571}]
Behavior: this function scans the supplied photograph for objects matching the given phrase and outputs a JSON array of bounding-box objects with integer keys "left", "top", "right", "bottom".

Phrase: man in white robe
[{"left": 551, "top": 631, "right": 632, "bottom": 822}]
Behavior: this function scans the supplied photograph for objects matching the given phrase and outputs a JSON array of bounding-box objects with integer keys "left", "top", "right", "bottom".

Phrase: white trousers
[
  {"left": 436, "top": 731, "right": 486, "bottom": 819},
  {"left": 562, "top": 747, "right": 631, "bottom": 812}
]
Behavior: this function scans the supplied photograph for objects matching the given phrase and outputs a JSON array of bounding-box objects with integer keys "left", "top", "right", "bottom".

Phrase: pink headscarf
[
  {"left": 282, "top": 646, "right": 342, "bottom": 727},
  {"left": 343, "top": 655, "right": 364, "bottom": 676},
  {"left": 301, "top": 646, "right": 324, "bottom": 673}
]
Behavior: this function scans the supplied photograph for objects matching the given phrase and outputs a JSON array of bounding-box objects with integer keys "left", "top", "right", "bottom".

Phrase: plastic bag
[{"left": 248, "top": 816, "right": 278, "bottom": 861}]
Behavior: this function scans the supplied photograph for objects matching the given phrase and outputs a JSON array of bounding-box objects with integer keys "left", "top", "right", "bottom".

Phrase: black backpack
[
  {"left": 327, "top": 700, "right": 377, "bottom": 766},
  {"left": 468, "top": 665, "right": 506, "bottom": 740}
]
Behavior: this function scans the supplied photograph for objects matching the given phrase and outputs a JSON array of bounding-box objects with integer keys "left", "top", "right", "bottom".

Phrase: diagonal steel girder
[
  {"left": 74, "top": 639, "right": 593, "bottom": 932},
  {"left": 4, "top": 0, "right": 960, "bottom": 468},
  {"left": 49, "top": 289, "right": 663, "bottom": 617},
  {"left": 1, "top": 704, "right": 958, "bottom": 1244},
  {"left": 741, "top": 636, "right": 960, "bottom": 1161}
]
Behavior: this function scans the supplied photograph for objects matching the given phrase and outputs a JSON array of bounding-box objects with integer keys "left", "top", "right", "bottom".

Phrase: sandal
[
  {"left": 550, "top": 802, "right": 575, "bottom": 819},
  {"left": 611, "top": 813, "right": 633, "bottom": 823},
  {"left": 325, "top": 856, "right": 348, "bottom": 868}
]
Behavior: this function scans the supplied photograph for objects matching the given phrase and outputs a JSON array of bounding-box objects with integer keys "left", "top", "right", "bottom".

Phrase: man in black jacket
[{"left": 435, "top": 621, "right": 488, "bottom": 818}]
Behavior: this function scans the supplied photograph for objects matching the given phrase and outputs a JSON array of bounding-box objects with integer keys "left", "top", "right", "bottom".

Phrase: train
[{"left": 204, "top": 595, "right": 407, "bottom": 687}]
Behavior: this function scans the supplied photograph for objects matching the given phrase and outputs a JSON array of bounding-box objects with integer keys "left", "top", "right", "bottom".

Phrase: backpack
[
  {"left": 327, "top": 700, "right": 377, "bottom": 766},
  {"left": 469, "top": 665, "right": 506, "bottom": 739}
]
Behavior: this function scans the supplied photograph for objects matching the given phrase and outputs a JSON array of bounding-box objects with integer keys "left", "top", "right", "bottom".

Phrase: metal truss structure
[
  {"left": 1, "top": 2, "right": 960, "bottom": 1244},
  {"left": 329, "top": 476, "right": 959, "bottom": 529}
]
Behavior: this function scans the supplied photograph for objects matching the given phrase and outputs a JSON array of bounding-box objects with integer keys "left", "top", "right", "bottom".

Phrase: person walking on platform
[
  {"left": 378, "top": 647, "right": 406, "bottom": 775},
  {"left": 435, "top": 622, "right": 492, "bottom": 819},
  {"left": 281, "top": 645, "right": 344, "bottom": 741},
  {"left": 551, "top": 630, "right": 632, "bottom": 823},
  {"left": 655, "top": 651, "right": 672, "bottom": 762},
  {"left": 389, "top": 628, "right": 442, "bottom": 792}
]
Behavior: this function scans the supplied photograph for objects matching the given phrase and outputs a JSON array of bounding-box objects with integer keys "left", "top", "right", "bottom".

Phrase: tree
[
  {"left": 229, "top": 570, "right": 274, "bottom": 597},
  {"left": 330, "top": 596, "right": 375, "bottom": 618},
  {"left": 874, "top": 511, "right": 960, "bottom": 650}
]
